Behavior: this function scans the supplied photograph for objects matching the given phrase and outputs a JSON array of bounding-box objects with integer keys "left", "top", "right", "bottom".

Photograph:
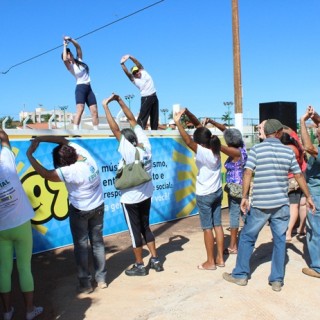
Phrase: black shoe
[
  {"left": 125, "top": 264, "right": 148, "bottom": 276},
  {"left": 149, "top": 258, "right": 164, "bottom": 272}
]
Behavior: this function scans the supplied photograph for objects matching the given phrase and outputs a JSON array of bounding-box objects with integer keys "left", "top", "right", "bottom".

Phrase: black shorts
[{"left": 75, "top": 84, "right": 97, "bottom": 106}]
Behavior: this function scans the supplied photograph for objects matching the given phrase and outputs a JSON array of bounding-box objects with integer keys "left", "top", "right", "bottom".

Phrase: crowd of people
[{"left": 1, "top": 100, "right": 320, "bottom": 319}]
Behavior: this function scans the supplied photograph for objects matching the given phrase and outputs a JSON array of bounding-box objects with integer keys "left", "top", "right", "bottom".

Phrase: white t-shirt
[
  {"left": 195, "top": 145, "right": 221, "bottom": 196},
  {"left": 133, "top": 69, "right": 156, "bottom": 97},
  {"left": 56, "top": 142, "right": 103, "bottom": 210},
  {"left": 0, "top": 146, "right": 34, "bottom": 231},
  {"left": 68, "top": 58, "right": 91, "bottom": 85},
  {"left": 117, "top": 125, "right": 153, "bottom": 204}
]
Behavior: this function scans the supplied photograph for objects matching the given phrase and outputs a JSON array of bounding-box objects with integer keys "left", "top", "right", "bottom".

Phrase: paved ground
[{"left": 9, "top": 209, "right": 318, "bottom": 320}]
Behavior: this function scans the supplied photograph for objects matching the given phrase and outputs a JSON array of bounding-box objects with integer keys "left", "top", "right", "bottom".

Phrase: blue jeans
[
  {"left": 69, "top": 203, "right": 107, "bottom": 287},
  {"left": 306, "top": 193, "right": 320, "bottom": 273},
  {"left": 196, "top": 188, "right": 223, "bottom": 229},
  {"left": 232, "top": 205, "right": 289, "bottom": 283}
]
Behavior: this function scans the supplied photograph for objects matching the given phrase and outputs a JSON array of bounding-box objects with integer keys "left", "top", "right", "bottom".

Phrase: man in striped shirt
[{"left": 223, "top": 119, "right": 315, "bottom": 292}]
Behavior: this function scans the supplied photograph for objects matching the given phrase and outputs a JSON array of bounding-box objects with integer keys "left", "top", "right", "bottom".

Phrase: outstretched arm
[
  {"left": 27, "top": 140, "right": 61, "bottom": 182},
  {"left": 0, "top": 129, "right": 10, "bottom": 148},
  {"left": 174, "top": 111, "right": 197, "bottom": 153},
  {"left": 33, "top": 136, "right": 69, "bottom": 145},
  {"left": 203, "top": 118, "right": 227, "bottom": 132},
  {"left": 102, "top": 95, "right": 123, "bottom": 141},
  {"left": 120, "top": 54, "right": 134, "bottom": 81},
  {"left": 184, "top": 108, "right": 202, "bottom": 128},
  {"left": 300, "top": 106, "right": 318, "bottom": 158},
  {"left": 65, "top": 36, "right": 82, "bottom": 59}
]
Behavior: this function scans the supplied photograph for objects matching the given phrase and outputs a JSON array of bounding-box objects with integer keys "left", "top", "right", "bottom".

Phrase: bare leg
[
  {"left": 0, "top": 292, "right": 11, "bottom": 312},
  {"left": 229, "top": 228, "right": 239, "bottom": 251},
  {"left": 22, "top": 291, "right": 34, "bottom": 313},
  {"left": 132, "top": 247, "right": 144, "bottom": 264},
  {"left": 200, "top": 229, "right": 215, "bottom": 268},
  {"left": 89, "top": 104, "right": 99, "bottom": 127},
  {"left": 146, "top": 241, "right": 157, "bottom": 258},
  {"left": 286, "top": 203, "right": 299, "bottom": 240},
  {"left": 214, "top": 226, "right": 225, "bottom": 265},
  {"left": 73, "top": 104, "right": 85, "bottom": 126},
  {"left": 298, "top": 196, "right": 307, "bottom": 234}
]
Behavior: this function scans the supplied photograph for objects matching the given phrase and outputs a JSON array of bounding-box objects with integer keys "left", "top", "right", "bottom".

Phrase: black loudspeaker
[{"left": 259, "top": 101, "right": 297, "bottom": 132}]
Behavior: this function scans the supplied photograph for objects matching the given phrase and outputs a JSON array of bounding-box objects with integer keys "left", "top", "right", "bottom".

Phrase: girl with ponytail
[{"left": 173, "top": 108, "right": 224, "bottom": 270}]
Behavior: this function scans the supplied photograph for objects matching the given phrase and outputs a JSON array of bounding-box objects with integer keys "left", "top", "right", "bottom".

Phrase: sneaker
[
  {"left": 78, "top": 285, "right": 94, "bottom": 294},
  {"left": 222, "top": 272, "right": 248, "bottom": 286},
  {"left": 26, "top": 306, "right": 43, "bottom": 320},
  {"left": 269, "top": 281, "right": 282, "bottom": 292},
  {"left": 302, "top": 267, "right": 320, "bottom": 278},
  {"left": 125, "top": 264, "right": 148, "bottom": 276},
  {"left": 97, "top": 282, "right": 108, "bottom": 289},
  {"left": 3, "top": 307, "right": 14, "bottom": 320},
  {"left": 149, "top": 258, "right": 164, "bottom": 272}
]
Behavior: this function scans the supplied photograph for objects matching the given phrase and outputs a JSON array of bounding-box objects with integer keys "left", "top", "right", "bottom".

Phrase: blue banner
[{"left": 12, "top": 136, "right": 224, "bottom": 253}]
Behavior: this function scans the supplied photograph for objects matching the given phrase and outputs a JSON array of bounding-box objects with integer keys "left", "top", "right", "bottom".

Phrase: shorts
[
  {"left": 288, "top": 189, "right": 302, "bottom": 204},
  {"left": 75, "top": 84, "right": 97, "bottom": 106},
  {"left": 196, "top": 188, "right": 222, "bottom": 229},
  {"left": 228, "top": 195, "right": 244, "bottom": 228}
]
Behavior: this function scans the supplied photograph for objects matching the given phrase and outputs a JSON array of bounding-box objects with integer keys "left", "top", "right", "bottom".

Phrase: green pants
[{"left": 0, "top": 220, "right": 34, "bottom": 293}]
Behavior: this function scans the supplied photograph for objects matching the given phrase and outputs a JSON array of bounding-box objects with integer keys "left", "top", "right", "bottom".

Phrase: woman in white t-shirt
[
  {"left": 0, "top": 129, "right": 43, "bottom": 320},
  {"left": 27, "top": 136, "right": 106, "bottom": 293},
  {"left": 174, "top": 109, "right": 225, "bottom": 270},
  {"left": 62, "top": 36, "right": 99, "bottom": 130},
  {"left": 102, "top": 93, "right": 163, "bottom": 277}
]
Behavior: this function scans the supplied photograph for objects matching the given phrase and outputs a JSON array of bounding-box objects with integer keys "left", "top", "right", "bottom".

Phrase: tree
[
  {"left": 221, "top": 111, "right": 233, "bottom": 127},
  {"left": 0, "top": 116, "right": 15, "bottom": 129}
]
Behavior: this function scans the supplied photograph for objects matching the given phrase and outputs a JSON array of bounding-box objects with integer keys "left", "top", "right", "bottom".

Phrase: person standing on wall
[
  {"left": 62, "top": 36, "right": 99, "bottom": 130},
  {"left": 27, "top": 136, "right": 107, "bottom": 293},
  {"left": 102, "top": 93, "right": 163, "bottom": 276},
  {"left": 120, "top": 54, "right": 159, "bottom": 130},
  {"left": 0, "top": 129, "right": 43, "bottom": 320}
]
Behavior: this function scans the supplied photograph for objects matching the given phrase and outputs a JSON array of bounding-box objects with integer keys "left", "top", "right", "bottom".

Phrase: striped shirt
[{"left": 245, "top": 137, "right": 301, "bottom": 209}]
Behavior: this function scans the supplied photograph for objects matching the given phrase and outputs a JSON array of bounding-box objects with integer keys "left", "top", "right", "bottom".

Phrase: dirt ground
[{"left": 9, "top": 209, "right": 318, "bottom": 320}]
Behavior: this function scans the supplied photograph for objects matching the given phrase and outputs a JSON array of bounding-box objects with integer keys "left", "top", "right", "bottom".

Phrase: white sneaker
[
  {"left": 3, "top": 307, "right": 14, "bottom": 320},
  {"left": 26, "top": 306, "right": 43, "bottom": 320}
]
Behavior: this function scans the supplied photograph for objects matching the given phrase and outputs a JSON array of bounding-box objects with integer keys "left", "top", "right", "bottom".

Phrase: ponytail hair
[
  {"left": 193, "top": 127, "right": 221, "bottom": 156},
  {"left": 61, "top": 48, "right": 89, "bottom": 74}
]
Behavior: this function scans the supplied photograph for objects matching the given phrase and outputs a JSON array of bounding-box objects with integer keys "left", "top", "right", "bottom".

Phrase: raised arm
[
  {"left": 27, "top": 140, "right": 61, "bottom": 182},
  {"left": 174, "top": 111, "right": 197, "bottom": 153},
  {"left": 33, "top": 135, "right": 69, "bottom": 145},
  {"left": 184, "top": 108, "right": 202, "bottom": 128},
  {"left": 66, "top": 36, "right": 82, "bottom": 59},
  {"left": 120, "top": 55, "right": 134, "bottom": 81},
  {"left": 203, "top": 118, "right": 227, "bottom": 132},
  {"left": 102, "top": 94, "right": 122, "bottom": 141},
  {"left": 300, "top": 106, "right": 318, "bottom": 158},
  {"left": 0, "top": 129, "right": 11, "bottom": 149}
]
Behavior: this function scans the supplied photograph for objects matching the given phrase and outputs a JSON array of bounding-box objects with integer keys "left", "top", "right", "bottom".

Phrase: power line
[{"left": 1, "top": 0, "right": 165, "bottom": 75}]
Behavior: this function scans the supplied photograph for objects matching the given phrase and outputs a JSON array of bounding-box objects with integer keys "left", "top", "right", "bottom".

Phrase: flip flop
[
  {"left": 216, "top": 263, "right": 225, "bottom": 268},
  {"left": 197, "top": 264, "right": 217, "bottom": 271},
  {"left": 223, "top": 248, "right": 238, "bottom": 255}
]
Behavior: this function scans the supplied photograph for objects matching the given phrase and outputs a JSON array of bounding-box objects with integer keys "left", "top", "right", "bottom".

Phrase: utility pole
[
  {"left": 160, "top": 108, "right": 169, "bottom": 124},
  {"left": 232, "top": 0, "right": 243, "bottom": 132},
  {"left": 59, "top": 105, "right": 68, "bottom": 130}
]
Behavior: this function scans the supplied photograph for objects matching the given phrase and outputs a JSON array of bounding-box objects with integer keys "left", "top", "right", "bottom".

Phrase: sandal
[{"left": 223, "top": 247, "right": 238, "bottom": 255}]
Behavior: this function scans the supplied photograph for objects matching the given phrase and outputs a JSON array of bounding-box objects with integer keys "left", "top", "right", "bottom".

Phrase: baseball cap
[
  {"left": 131, "top": 66, "right": 139, "bottom": 74},
  {"left": 264, "top": 119, "right": 283, "bottom": 135}
]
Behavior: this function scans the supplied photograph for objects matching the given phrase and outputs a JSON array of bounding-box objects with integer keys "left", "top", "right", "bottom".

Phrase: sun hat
[{"left": 264, "top": 119, "right": 283, "bottom": 135}]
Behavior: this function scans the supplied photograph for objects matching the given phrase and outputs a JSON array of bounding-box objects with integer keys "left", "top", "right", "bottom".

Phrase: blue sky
[{"left": 1, "top": 0, "right": 320, "bottom": 124}]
